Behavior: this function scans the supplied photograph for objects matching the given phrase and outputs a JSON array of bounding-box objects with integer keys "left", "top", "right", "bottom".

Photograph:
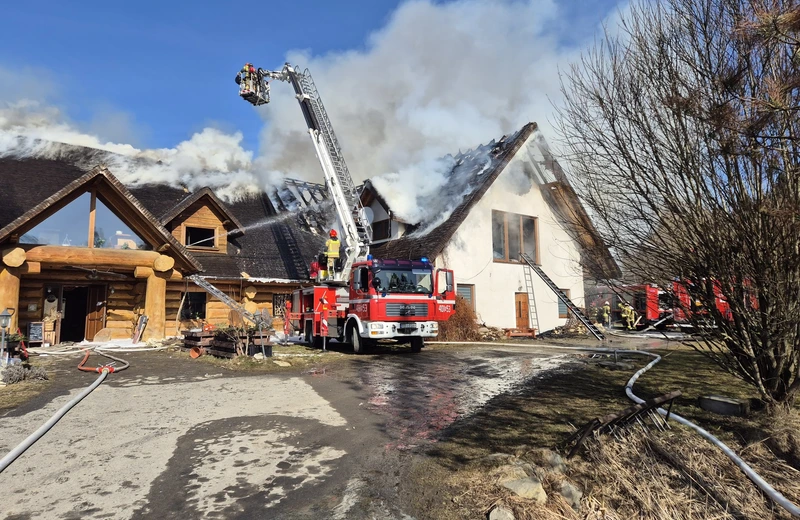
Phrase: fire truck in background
[
  {"left": 235, "top": 63, "right": 456, "bottom": 353},
  {"left": 589, "top": 280, "right": 733, "bottom": 330}
]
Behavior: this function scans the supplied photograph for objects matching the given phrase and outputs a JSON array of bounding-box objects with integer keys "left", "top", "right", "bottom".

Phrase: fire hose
[
  {"left": 0, "top": 350, "right": 129, "bottom": 474},
  {"left": 429, "top": 340, "right": 800, "bottom": 517}
]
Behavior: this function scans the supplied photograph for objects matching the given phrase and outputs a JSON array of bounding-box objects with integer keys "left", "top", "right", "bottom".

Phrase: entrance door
[
  {"left": 61, "top": 287, "right": 89, "bottom": 342},
  {"left": 515, "top": 293, "right": 529, "bottom": 329},
  {"left": 85, "top": 285, "right": 107, "bottom": 341}
]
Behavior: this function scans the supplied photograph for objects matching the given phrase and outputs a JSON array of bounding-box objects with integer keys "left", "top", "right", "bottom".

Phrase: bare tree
[{"left": 558, "top": 0, "right": 800, "bottom": 406}]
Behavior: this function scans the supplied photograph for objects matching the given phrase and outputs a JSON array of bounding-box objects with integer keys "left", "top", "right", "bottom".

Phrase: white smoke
[
  {"left": 256, "top": 0, "right": 618, "bottom": 225},
  {"left": 0, "top": 99, "right": 281, "bottom": 200},
  {"left": 0, "top": 0, "right": 620, "bottom": 211}
]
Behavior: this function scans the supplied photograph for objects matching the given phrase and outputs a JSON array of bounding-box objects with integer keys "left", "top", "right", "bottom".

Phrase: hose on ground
[
  {"left": 77, "top": 349, "right": 130, "bottom": 373},
  {"left": 428, "top": 340, "right": 800, "bottom": 517},
  {"left": 0, "top": 370, "right": 108, "bottom": 473},
  {"left": 0, "top": 351, "right": 129, "bottom": 474}
]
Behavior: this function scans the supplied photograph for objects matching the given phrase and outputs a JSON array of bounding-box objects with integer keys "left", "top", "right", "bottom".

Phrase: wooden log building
[{"left": 0, "top": 155, "right": 326, "bottom": 344}]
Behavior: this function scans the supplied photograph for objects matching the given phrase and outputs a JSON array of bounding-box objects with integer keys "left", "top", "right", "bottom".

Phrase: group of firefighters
[
  {"left": 309, "top": 229, "right": 341, "bottom": 282},
  {"left": 598, "top": 300, "right": 638, "bottom": 330}
]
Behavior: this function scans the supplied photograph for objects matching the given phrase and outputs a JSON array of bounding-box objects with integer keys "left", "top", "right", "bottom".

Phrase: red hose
[{"left": 77, "top": 349, "right": 129, "bottom": 374}]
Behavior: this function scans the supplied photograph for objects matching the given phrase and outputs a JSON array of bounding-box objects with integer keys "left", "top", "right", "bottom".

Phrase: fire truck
[
  {"left": 235, "top": 63, "right": 456, "bottom": 353},
  {"left": 589, "top": 280, "right": 733, "bottom": 330}
]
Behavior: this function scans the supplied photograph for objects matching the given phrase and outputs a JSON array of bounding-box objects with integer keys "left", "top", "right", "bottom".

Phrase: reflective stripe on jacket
[{"left": 325, "top": 239, "right": 340, "bottom": 258}]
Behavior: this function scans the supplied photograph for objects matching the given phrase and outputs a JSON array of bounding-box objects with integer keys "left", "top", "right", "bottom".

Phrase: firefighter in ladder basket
[
  {"left": 325, "top": 230, "right": 340, "bottom": 280},
  {"left": 235, "top": 63, "right": 270, "bottom": 106}
]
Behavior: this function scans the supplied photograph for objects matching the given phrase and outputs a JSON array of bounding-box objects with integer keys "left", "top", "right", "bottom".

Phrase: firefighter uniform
[{"left": 325, "top": 231, "right": 340, "bottom": 279}]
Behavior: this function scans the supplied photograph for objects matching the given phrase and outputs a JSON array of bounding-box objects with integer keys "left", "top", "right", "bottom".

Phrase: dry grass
[
  {"left": 415, "top": 347, "right": 800, "bottom": 519},
  {"left": 0, "top": 357, "right": 57, "bottom": 413},
  {"left": 437, "top": 296, "right": 480, "bottom": 342}
]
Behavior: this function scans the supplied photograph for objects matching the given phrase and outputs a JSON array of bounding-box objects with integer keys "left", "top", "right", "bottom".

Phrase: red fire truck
[
  {"left": 590, "top": 280, "right": 734, "bottom": 330},
  {"left": 236, "top": 63, "right": 456, "bottom": 352}
]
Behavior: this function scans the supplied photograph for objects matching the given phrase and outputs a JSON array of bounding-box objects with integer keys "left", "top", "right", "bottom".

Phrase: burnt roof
[
  {"left": 367, "top": 123, "right": 620, "bottom": 279},
  {"left": 370, "top": 123, "right": 538, "bottom": 259}
]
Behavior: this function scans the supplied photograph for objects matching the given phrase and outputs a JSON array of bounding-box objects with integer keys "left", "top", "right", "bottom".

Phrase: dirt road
[{"left": 0, "top": 343, "right": 573, "bottom": 519}]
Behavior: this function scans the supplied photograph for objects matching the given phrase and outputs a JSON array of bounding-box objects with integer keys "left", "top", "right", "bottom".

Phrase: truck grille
[{"left": 385, "top": 303, "right": 429, "bottom": 317}]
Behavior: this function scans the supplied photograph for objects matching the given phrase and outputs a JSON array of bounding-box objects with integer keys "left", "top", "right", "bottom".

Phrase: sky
[{"left": 0, "top": 0, "right": 625, "bottom": 204}]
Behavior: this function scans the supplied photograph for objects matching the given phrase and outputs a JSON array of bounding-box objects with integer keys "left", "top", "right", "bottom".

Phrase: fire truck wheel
[
  {"left": 349, "top": 325, "right": 365, "bottom": 354},
  {"left": 410, "top": 337, "right": 424, "bottom": 353}
]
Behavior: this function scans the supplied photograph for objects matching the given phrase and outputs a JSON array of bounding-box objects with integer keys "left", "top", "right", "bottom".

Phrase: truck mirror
[{"left": 436, "top": 271, "right": 447, "bottom": 294}]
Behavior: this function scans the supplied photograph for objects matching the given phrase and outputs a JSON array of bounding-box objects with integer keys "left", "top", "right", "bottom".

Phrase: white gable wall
[{"left": 436, "top": 135, "right": 584, "bottom": 332}]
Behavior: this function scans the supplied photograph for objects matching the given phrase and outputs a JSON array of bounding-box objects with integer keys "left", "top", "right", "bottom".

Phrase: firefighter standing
[
  {"left": 325, "top": 230, "right": 340, "bottom": 280},
  {"left": 602, "top": 301, "right": 611, "bottom": 328}
]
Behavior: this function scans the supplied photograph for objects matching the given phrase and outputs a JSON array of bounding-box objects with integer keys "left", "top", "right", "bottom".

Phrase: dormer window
[{"left": 185, "top": 227, "right": 216, "bottom": 248}]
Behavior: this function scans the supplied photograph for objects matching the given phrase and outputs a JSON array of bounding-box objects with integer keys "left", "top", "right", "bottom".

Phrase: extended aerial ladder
[{"left": 237, "top": 63, "right": 372, "bottom": 283}]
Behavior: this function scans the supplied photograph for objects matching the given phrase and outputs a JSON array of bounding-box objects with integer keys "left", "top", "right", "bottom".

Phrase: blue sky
[{"left": 0, "top": 0, "right": 621, "bottom": 160}]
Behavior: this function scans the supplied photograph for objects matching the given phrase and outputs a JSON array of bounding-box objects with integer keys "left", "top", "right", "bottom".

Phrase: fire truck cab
[{"left": 286, "top": 259, "right": 455, "bottom": 353}]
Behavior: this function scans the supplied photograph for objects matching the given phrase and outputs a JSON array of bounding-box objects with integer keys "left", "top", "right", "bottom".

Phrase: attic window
[{"left": 185, "top": 227, "right": 216, "bottom": 248}]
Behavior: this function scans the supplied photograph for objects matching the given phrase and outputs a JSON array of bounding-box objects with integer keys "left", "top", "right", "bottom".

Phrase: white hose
[
  {"left": 624, "top": 351, "right": 800, "bottom": 517},
  {"left": 429, "top": 340, "right": 800, "bottom": 517},
  {"left": 0, "top": 370, "right": 109, "bottom": 473}
]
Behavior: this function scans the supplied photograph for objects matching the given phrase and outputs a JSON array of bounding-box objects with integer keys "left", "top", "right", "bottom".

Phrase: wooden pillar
[
  {"left": 142, "top": 270, "right": 168, "bottom": 341},
  {"left": 0, "top": 267, "right": 21, "bottom": 332}
]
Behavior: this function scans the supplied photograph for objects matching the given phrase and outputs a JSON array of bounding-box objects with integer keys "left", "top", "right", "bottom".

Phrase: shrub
[
  {"left": 437, "top": 296, "right": 481, "bottom": 342},
  {"left": 1, "top": 365, "right": 48, "bottom": 385}
]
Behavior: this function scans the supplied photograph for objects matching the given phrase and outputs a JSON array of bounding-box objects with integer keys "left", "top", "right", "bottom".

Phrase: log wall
[
  {"left": 170, "top": 201, "right": 228, "bottom": 253},
  {"left": 166, "top": 281, "right": 294, "bottom": 333}
]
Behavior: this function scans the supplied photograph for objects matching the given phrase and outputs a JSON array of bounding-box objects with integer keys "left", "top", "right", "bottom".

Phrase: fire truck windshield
[{"left": 372, "top": 268, "right": 433, "bottom": 294}]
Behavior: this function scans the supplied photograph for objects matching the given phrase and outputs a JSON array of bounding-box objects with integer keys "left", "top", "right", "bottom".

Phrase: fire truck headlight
[
  {"left": 431, "top": 322, "right": 438, "bottom": 331},
  {"left": 369, "top": 322, "right": 384, "bottom": 330}
]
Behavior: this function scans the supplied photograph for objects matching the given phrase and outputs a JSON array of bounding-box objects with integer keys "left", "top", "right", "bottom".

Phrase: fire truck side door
[{"left": 434, "top": 268, "right": 456, "bottom": 320}]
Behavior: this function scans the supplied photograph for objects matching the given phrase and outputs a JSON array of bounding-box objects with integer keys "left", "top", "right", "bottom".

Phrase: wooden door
[
  {"left": 85, "top": 285, "right": 107, "bottom": 341},
  {"left": 515, "top": 293, "right": 529, "bottom": 329}
]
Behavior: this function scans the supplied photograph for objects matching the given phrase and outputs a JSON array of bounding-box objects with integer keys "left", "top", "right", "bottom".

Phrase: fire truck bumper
[{"left": 363, "top": 321, "right": 439, "bottom": 339}]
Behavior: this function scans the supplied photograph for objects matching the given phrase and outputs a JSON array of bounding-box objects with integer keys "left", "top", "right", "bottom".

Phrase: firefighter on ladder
[{"left": 325, "top": 229, "right": 340, "bottom": 280}]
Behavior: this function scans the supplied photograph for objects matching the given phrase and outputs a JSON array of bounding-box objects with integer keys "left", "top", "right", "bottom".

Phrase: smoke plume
[
  {"left": 0, "top": 99, "right": 281, "bottom": 200},
  {"left": 256, "top": 0, "right": 615, "bottom": 224},
  {"left": 1, "top": 0, "right": 619, "bottom": 212}
]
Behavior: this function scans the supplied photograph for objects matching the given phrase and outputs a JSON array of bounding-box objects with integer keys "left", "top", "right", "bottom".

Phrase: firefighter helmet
[{"left": 330, "top": 229, "right": 337, "bottom": 238}]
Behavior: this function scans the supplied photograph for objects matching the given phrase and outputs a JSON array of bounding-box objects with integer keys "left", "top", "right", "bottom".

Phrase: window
[
  {"left": 272, "top": 293, "right": 292, "bottom": 317},
  {"left": 181, "top": 292, "right": 207, "bottom": 319},
  {"left": 185, "top": 227, "right": 216, "bottom": 248},
  {"left": 21, "top": 193, "right": 91, "bottom": 247},
  {"left": 558, "top": 289, "right": 571, "bottom": 318},
  {"left": 20, "top": 191, "right": 151, "bottom": 249},
  {"left": 94, "top": 198, "right": 149, "bottom": 249},
  {"left": 456, "top": 284, "right": 475, "bottom": 310},
  {"left": 491, "top": 210, "right": 537, "bottom": 263},
  {"left": 373, "top": 219, "right": 391, "bottom": 241}
]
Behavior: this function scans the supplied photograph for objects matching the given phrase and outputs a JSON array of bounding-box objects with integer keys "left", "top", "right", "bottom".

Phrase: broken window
[
  {"left": 186, "top": 227, "right": 216, "bottom": 248},
  {"left": 373, "top": 219, "right": 391, "bottom": 240},
  {"left": 181, "top": 292, "right": 207, "bottom": 320},
  {"left": 492, "top": 210, "right": 538, "bottom": 263},
  {"left": 492, "top": 211, "right": 505, "bottom": 259}
]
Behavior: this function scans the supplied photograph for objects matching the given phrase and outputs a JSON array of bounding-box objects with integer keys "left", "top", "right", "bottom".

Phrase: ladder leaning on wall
[
  {"left": 520, "top": 253, "right": 605, "bottom": 341},
  {"left": 522, "top": 261, "right": 541, "bottom": 334}
]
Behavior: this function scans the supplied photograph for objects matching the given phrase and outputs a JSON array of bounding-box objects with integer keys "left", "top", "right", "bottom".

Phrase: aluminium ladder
[
  {"left": 521, "top": 261, "right": 541, "bottom": 334},
  {"left": 188, "top": 275, "right": 273, "bottom": 330},
  {"left": 519, "top": 253, "right": 604, "bottom": 340}
]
